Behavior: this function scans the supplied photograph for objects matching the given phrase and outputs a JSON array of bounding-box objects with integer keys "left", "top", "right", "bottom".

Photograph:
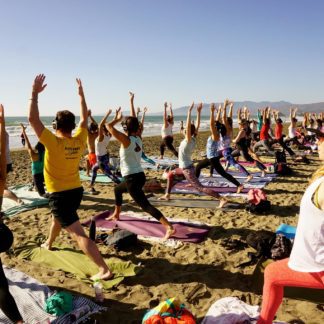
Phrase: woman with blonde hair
[{"left": 257, "top": 127, "right": 324, "bottom": 324}]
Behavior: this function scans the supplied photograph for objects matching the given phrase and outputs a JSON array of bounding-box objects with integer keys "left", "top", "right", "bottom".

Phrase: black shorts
[
  {"left": 6, "top": 164, "right": 13, "bottom": 173},
  {"left": 49, "top": 187, "right": 83, "bottom": 228}
]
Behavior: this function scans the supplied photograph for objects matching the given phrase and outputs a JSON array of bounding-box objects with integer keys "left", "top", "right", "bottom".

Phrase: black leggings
[
  {"left": 0, "top": 224, "right": 23, "bottom": 324},
  {"left": 114, "top": 172, "right": 163, "bottom": 221},
  {"left": 160, "top": 136, "right": 178, "bottom": 157},
  {"left": 33, "top": 172, "right": 46, "bottom": 196},
  {"left": 195, "top": 157, "right": 241, "bottom": 187},
  {"left": 232, "top": 145, "right": 266, "bottom": 171}
]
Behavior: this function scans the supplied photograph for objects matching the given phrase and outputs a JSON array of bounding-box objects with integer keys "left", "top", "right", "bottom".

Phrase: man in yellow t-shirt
[{"left": 28, "top": 74, "right": 112, "bottom": 281}]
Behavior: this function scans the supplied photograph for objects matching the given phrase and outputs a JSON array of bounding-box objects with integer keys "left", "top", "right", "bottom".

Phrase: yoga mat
[
  {"left": 149, "top": 197, "right": 242, "bottom": 209},
  {"left": 79, "top": 170, "right": 113, "bottom": 183},
  {"left": 3, "top": 184, "right": 49, "bottom": 217},
  {"left": 83, "top": 211, "right": 211, "bottom": 243},
  {"left": 201, "top": 174, "right": 274, "bottom": 184},
  {"left": 1, "top": 266, "right": 106, "bottom": 324},
  {"left": 171, "top": 182, "right": 250, "bottom": 194},
  {"left": 252, "top": 258, "right": 324, "bottom": 303},
  {"left": 15, "top": 242, "right": 140, "bottom": 290},
  {"left": 198, "top": 178, "right": 266, "bottom": 189},
  {"left": 276, "top": 224, "right": 296, "bottom": 239}
]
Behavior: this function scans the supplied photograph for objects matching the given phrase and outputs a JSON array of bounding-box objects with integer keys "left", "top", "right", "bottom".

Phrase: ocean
[{"left": 6, "top": 115, "right": 214, "bottom": 149}]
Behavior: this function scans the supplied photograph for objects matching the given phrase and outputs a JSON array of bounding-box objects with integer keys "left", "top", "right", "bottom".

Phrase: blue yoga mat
[{"left": 276, "top": 223, "right": 296, "bottom": 239}]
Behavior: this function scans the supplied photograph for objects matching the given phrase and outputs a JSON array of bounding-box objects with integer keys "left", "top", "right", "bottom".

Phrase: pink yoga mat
[{"left": 83, "top": 212, "right": 210, "bottom": 243}]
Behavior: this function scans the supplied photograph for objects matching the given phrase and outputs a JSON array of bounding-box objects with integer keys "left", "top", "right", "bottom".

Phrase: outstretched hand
[
  {"left": 129, "top": 91, "right": 134, "bottom": 100},
  {"left": 197, "top": 103, "right": 203, "bottom": 112},
  {"left": 76, "top": 78, "right": 84, "bottom": 97},
  {"left": 143, "top": 107, "right": 148, "bottom": 113},
  {"left": 114, "top": 107, "right": 123, "bottom": 122},
  {"left": 32, "top": 74, "right": 47, "bottom": 94},
  {"left": 20, "top": 123, "right": 26, "bottom": 130},
  {"left": 88, "top": 109, "right": 92, "bottom": 117},
  {"left": 164, "top": 102, "right": 168, "bottom": 109},
  {"left": 210, "top": 103, "right": 215, "bottom": 112},
  {"left": 189, "top": 102, "right": 194, "bottom": 112}
]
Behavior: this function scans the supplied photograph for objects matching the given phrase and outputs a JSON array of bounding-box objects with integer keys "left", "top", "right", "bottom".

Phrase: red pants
[{"left": 257, "top": 258, "right": 324, "bottom": 324}]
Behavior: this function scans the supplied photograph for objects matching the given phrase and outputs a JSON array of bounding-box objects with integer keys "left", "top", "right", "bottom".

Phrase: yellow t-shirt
[{"left": 40, "top": 127, "right": 87, "bottom": 193}]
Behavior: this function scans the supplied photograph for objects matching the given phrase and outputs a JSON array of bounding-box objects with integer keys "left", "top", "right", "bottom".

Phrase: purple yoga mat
[{"left": 83, "top": 212, "right": 210, "bottom": 243}]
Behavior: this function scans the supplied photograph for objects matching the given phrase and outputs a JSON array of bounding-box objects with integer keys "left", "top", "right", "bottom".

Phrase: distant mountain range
[{"left": 152, "top": 101, "right": 324, "bottom": 116}]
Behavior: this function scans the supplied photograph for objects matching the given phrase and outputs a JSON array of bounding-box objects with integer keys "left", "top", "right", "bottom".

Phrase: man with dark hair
[{"left": 28, "top": 74, "right": 112, "bottom": 280}]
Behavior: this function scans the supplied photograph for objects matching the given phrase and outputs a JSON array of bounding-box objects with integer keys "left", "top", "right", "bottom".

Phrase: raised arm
[
  {"left": 141, "top": 107, "right": 147, "bottom": 128},
  {"left": 28, "top": 74, "right": 46, "bottom": 138},
  {"left": 228, "top": 101, "right": 234, "bottom": 119},
  {"left": 129, "top": 92, "right": 136, "bottom": 117},
  {"left": 98, "top": 109, "right": 112, "bottom": 141},
  {"left": 163, "top": 102, "right": 168, "bottom": 128},
  {"left": 237, "top": 107, "right": 242, "bottom": 123},
  {"left": 302, "top": 112, "right": 308, "bottom": 128},
  {"left": 136, "top": 107, "right": 141, "bottom": 119},
  {"left": 195, "top": 103, "right": 203, "bottom": 135},
  {"left": 210, "top": 103, "right": 219, "bottom": 141},
  {"left": 289, "top": 108, "right": 293, "bottom": 123},
  {"left": 107, "top": 108, "right": 130, "bottom": 148},
  {"left": 169, "top": 102, "right": 174, "bottom": 121},
  {"left": 262, "top": 108, "right": 267, "bottom": 125},
  {"left": 76, "top": 78, "right": 88, "bottom": 129},
  {"left": 20, "top": 123, "right": 37, "bottom": 159},
  {"left": 0, "top": 105, "right": 7, "bottom": 187},
  {"left": 185, "top": 102, "right": 194, "bottom": 142},
  {"left": 215, "top": 104, "right": 222, "bottom": 122},
  {"left": 88, "top": 109, "right": 98, "bottom": 126}
]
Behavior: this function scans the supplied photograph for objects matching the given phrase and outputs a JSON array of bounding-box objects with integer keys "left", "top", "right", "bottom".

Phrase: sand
[{"left": 2, "top": 131, "right": 323, "bottom": 324}]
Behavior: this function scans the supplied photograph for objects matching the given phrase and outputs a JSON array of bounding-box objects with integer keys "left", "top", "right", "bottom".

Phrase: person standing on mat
[
  {"left": 85, "top": 109, "right": 99, "bottom": 177},
  {"left": 194, "top": 103, "right": 244, "bottom": 193},
  {"left": 89, "top": 109, "right": 121, "bottom": 194},
  {"left": 257, "top": 127, "right": 324, "bottom": 324},
  {"left": 0, "top": 104, "right": 24, "bottom": 324},
  {"left": 160, "top": 103, "right": 227, "bottom": 208},
  {"left": 20, "top": 123, "right": 47, "bottom": 197},
  {"left": 28, "top": 74, "right": 112, "bottom": 281},
  {"left": 160, "top": 102, "right": 178, "bottom": 159},
  {"left": 106, "top": 107, "right": 175, "bottom": 240}
]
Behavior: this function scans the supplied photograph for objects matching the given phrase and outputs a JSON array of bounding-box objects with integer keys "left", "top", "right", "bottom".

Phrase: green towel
[
  {"left": 15, "top": 241, "right": 140, "bottom": 289},
  {"left": 45, "top": 291, "right": 73, "bottom": 316}
]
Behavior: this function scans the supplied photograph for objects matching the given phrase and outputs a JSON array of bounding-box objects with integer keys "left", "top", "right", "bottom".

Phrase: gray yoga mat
[{"left": 149, "top": 197, "right": 241, "bottom": 209}]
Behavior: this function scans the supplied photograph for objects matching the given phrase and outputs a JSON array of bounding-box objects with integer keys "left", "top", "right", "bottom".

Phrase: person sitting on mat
[
  {"left": 106, "top": 107, "right": 175, "bottom": 240},
  {"left": 28, "top": 74, "right": 113, "bottom": 281},
  {"left": 160, "top": 103, "right": 227, "bottom": 208},
  {"left": 257, "top": 127, "right": 324, "bottom": 324}
]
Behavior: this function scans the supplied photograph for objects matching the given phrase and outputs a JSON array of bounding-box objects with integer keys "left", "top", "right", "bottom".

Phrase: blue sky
[{"left": 0, "top": 0, "right": 323, "bottom": 116}]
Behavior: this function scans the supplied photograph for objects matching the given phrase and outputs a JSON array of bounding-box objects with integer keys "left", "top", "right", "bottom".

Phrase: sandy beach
[{"left": 2, "top": 131, "right": 323, "bottom": 324}]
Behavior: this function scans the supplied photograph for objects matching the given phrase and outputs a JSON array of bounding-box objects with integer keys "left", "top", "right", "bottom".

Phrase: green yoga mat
[
  {"left": 15, "top": 242, "right": 140, "bottom": 289},
  {"left": 252, "top": 258, "right": 324, "bottom": 303},
  {"left": 79, "top": 170, "right": 113, "bottom": 183}
]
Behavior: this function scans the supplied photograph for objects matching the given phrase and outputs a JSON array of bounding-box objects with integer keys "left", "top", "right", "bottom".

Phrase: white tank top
[
  {"left": 288, "top": 176, "right": 324, "bottom": 272},
  {"left": 288, "top": 125, "right": 296, "bottom": 138},
  {"left": 95, "top": 134, "right": 111, "bottom": 156},
  {"left": 119, "top": 136, "right": 143, "bottom": 176},
  {"left": 161, "top": 123, "right": 173, "bottom": 138}
]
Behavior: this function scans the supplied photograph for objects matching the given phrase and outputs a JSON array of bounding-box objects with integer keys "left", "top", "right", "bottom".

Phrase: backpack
[
  {"left": 270, "top": 234, "right": 293, "bottom": 260},
  {"left": 274, "top": 162, "right": 293, "bottom": 176},
  {"left": 103, "top": 229, "right": 137, "bottom": 251},
  {"left": 142, "top": 298, "right": 196, "bottom": 324},
  {"left": 238, "top": 231, "right": 292, "bottom": 267},
  {"left": 245, "top": 189, "right": 271, "bottom": 214}
]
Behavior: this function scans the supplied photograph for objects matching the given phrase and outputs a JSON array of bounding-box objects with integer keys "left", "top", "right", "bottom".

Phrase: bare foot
[
  {"left": 159, "top": 156, "right": 163, "bottom": 160},
  {"left": 245, "top": 175, "right": 253, "bottom": 183},
  {"left": 236, "top": 184, "right": 244, "bottom": 194},
  {"left": 41, "top": 242, "right": 52, "bottom": 251},
  {"left": 217, "top": 198, "right": 228, "bottom": 209},
  {"left": 91, "top": 270, "right": 114, "bottom": 281},
  {"left": 163, "top": 226, "right": 176, "bottom": 240},
  {"left": 159, "top": 194, "right": 171, "bottom": 201},
  {"left": 17, "top": 199, "right": 25, "bottom": 205},
  {"left": 261, "top": 171, "right": 266, "bottom": 177},
  {"left": 105, "top": 213, "right": 119, "bottom": 221}
]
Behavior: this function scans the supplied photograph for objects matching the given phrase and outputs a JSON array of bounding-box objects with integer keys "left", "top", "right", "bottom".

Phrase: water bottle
[
  {"left": 89, "top": 217, "right": 96, "bottom": 241},
  {"left": 93, "top": 279, "right": 104, "bottom": 302},
  {"left": 68, "top": 305, "right": 91, "bottom": 322}
]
